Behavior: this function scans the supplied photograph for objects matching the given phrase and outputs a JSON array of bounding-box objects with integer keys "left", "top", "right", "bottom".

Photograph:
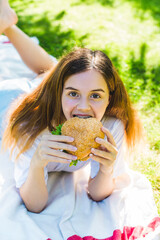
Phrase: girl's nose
[{"left": 77, "top": 98, "right": 90, "bottom": 111}]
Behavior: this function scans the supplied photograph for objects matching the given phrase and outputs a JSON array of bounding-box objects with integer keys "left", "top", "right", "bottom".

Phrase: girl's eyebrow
[
  {"left": 65, "top": 87, "right": 78, "bottom": 90},
  {"left": 91, "top": 89, "right": 105, "bottom": 93},
  {"left": 65, "top": 87, "right": 105, "bottom": 92}
]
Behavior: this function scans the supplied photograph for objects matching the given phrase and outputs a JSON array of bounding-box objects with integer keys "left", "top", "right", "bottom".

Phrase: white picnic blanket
[{"left": 0, "top": 36, "right": 159, "bottom": 240}]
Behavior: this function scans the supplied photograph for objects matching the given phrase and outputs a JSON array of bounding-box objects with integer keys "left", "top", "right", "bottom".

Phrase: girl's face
[{"left": 62, "top": 69, "right": 110, "bottom": 121}]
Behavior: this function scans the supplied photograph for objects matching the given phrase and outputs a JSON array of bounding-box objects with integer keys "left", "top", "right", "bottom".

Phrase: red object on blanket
[{"left": 46, "top": 217, "right": 160, "bottom": 240}]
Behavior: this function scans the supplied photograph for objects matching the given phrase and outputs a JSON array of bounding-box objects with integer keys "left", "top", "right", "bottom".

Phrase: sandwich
[{"left": 52, "top": 117, "right": 104, "bottom": 166}]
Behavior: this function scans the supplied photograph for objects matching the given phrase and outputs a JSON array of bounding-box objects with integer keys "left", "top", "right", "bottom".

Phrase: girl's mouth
[{"left": 72, "top": 114, "right": 92, "bottom": 119}]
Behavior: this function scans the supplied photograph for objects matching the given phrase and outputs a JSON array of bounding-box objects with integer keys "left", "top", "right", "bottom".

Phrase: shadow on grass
[
  {"left": 129, "top": 43, "right": 148, "bottom": 89},
  {"left": 17, "top": 12, "right": 89, "bottom": 59},
  {"left": 128, "top": 43, "right": 160, "bottom": 106},
  {"left": 102, "top": 43, "right": 160, "bottom": 108},
  {"left": 72, "top": 0, "right": 160, "bottom": 26},
  {"left": 71, "top": 0, "right": 114, "bottom": 7},
  {"left": 124, "top": 0, "right": 160, "bottom": 25},
  {"left": 54, "top": 10, "right": 67, "bottom": 20}
]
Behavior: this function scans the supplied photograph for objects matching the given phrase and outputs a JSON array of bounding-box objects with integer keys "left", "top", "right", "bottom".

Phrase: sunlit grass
[
  {"left": 129, "top": 146, "right": 160, "bottom": 214},
  {"left": 9, "top": 0, "right": 160, "bottom": 214}
]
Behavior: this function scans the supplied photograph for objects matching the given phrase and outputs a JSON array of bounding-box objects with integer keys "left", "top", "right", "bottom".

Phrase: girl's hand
[
  {"left": 31, "top": 130, "right": 77, "bottom": 168},
  {"left": 90, "top": 126, "right": 118, "bottom": 175}
]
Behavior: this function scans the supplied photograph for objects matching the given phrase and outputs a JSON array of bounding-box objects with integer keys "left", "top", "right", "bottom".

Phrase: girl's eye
[
  {"left": 90, "top": 93, "right": 101, "bottom": 99},
  {"left": 69, "top": 92, "right": 79, "bottom": 97}
]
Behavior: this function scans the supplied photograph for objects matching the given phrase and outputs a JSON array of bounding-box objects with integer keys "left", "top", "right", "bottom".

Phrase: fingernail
[
  {"left": 89, "top": 154, "right": 93, "bottom": 157},
  {"left": 69, "top": 137, "right": 74, "bottom": 142},
  {"left": 72, "top": 147, "right": 77, "bottom": 151},
  {"left": 96, "top": 137, "right": 101, "bottom": 141},
  {"left": 72, "top": 155, "right": 77, "bottom": 160}
]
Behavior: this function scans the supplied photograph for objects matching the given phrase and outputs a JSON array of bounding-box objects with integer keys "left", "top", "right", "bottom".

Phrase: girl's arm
[
  {"left": 20, "top": 160, "right": 48, "bottom": 213},
  {"left": 87, "top": 169, "right": 114, "bottom": 202},
  {"left": 4, "top": 25, "right": 56, "bottom": 74},
  {"left": 19, "top": 131, "right": 77, "bottom": 213},
  {"left": 87, "top": 126, "right": 118, "bottom": 201}
]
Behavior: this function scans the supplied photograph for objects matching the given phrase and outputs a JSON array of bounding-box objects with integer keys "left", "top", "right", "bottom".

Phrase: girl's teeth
[{"left": 73, "top": 115, "right": 91, "bottom": 119}]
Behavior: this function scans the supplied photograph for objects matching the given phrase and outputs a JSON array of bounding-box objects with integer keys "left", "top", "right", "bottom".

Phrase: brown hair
[{"left": 2, "top": 48, "right": 142, "bottom": 157}]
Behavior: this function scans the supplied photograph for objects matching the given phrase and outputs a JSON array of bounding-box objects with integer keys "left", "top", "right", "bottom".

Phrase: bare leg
[
  {"left": 0, "top": 0, "right": 56, "bottom": 74},
  {"left": 4, "top": 26, "right": 56, "bottom": 74}
]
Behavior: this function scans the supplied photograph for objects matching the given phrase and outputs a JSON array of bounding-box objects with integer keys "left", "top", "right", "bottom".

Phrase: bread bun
[{"left": 61, "top": 117, "right": 105, "bottom": 161}]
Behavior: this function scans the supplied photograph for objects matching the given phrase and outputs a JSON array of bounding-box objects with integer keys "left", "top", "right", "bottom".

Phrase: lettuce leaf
[
  {"left": 51, "top": 124, "right": 63, "bottom": 135},
  {"left": 69, "top": 160, "right": 80, "bottom": 167}
]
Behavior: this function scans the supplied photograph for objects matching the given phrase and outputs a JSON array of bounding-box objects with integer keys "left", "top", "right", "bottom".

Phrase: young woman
[
  {"left": 1, "top": 0, "right": 142, "bottom": 213},
  {"left": 0, "top": 1, "right": 159, "bottom": 239}
]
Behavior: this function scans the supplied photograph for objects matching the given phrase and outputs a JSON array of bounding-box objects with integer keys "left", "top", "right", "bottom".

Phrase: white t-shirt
[{"left": 11, "top": 117, "right": 128, "bottom": 188}]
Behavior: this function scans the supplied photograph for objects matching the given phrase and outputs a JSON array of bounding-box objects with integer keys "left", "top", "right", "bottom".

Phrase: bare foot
[{"left": 0, "top": 0, "right": 18, "bottom": 34}]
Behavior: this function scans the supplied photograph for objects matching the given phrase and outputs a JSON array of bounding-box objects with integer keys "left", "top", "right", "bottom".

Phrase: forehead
[{"left": 64, "top": 69, "right": 108, "bottom": 91}]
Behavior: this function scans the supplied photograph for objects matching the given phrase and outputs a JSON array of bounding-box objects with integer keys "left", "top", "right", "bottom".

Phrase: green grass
[
  {"left": 9, "top": 0, "right": 160, "bottom": 214},
  {"left": 130, "top": 149, "right": 160, "bottom": 214}
]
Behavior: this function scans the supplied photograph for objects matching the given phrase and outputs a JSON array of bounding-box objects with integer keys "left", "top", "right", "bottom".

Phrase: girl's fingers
[
  {"left": 91, "top": 148, "right": 116, "bottom": 161},
  {"left": 42, "top": 147, "right": 77, "bottom": 160},
  {"left": 89, "top": 153, "right": 113, "bottom": 168},
  {"left": 101, "top": 126, "right": 117, "bottom": 147},
  {"left": 39, "top": 132, "right": 78, "bottom": 165},
  {"left": 95, "top": 137, "right": 118, "bottom": 155},
  {"left": 41, "top": 140, "right": 77, "bottom": 152},
  {"left": 42, "top": 133, "right": 74, "bottom": 143}
]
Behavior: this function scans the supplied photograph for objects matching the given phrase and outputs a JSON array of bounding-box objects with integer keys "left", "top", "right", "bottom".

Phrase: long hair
[{"left": 2, "top": 48, "right": 142, "bottom": 157}]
